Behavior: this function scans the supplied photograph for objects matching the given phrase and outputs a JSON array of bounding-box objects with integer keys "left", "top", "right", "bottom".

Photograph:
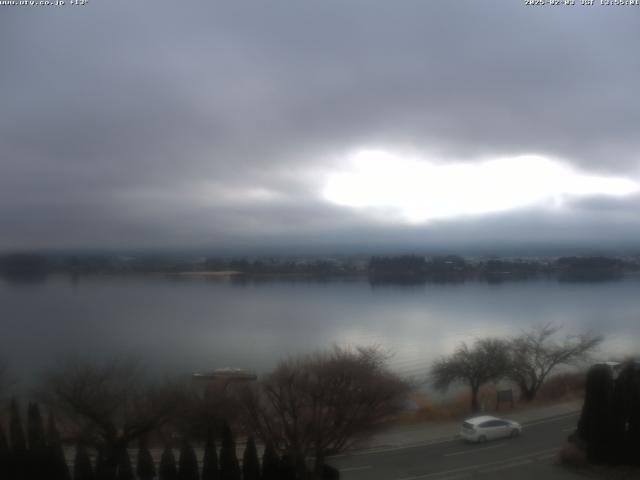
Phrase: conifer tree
[
  {"left": 159, "top": 446, "right": 178, "bottom": 480},
  {"left": 201, "top": 429, "right": 219, "bottom": 480},
  {"left": 577, "top": 364, "right": 615, "bottom": 464},
  {"left": 626, "top": 364, "right": 640, "bottom": 466},
  {"left": 116, "top": 448, "right": 134, "bottom": 480},
  {"left": 178, "top": 438, "right": 199, "bottom": 480},
  {"left": 321, "top": 464, "right": 340, "bottom": 479},
  {"left": 278, "top": 452, "right": 296, "bottom": 480},
  {"left": 27, "top": 403, "right": 46, "bottom": 451},
  {"left": 219, "top": 423, "right": 240, "bottom": 480},
  {"left": 10, "top": 398, "right": 27, "bottom": 480},
  {"left": 73, "top": 444, "right": 95, "bottom": 480},
  {"left": 95, "top": 448, "right": 110, "bottom": 480},
  {"left": 242, "top": 437, "right": 260, "bottom": 480},
  {"left": 0, "top": 423, "right": 11, "bottom": 480},
  {"left": 46, "top": 412, "right": 71, "bottom": 480},
  {"left": 136, "top": 436, "right": 156, "bottom": 480},
  {"left": 260, "top": 443, "right": 280, "bottom": 480},
  {"left": 27, "top": 402, "right": 47, "bottom": 480}
]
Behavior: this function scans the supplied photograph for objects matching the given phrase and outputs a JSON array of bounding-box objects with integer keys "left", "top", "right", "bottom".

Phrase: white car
[{"left": 460, "top": 415, "right": 522, "bottom": 443}]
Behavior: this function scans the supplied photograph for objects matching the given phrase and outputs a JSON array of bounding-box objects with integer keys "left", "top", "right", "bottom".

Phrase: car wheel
[
  {"left": 510, "top": 429, "right": 520, "bottom": 438},
  {"left": 478, "top": 435, "right": 487, "bottom": 443}
]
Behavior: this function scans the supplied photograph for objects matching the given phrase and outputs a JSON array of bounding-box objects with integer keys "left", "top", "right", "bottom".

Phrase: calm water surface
[{"left": 1, "top": 274, "right": 639, "bottom": 383}]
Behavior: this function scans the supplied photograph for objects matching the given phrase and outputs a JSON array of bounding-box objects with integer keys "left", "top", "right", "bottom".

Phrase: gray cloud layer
[{"left": 2, "top": 1, "right": 640, "bottom": 251}]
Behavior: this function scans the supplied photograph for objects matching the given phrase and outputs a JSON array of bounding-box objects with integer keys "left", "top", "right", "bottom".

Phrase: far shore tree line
[
  {"left": 368, "top": 255, "right": 633, "bottom": 283},
  {"left": 0, "top": 325, "right": 603, "bottom": 479},
  {"left": 1, "top": 252, "right": 637, "bottom": 282}
]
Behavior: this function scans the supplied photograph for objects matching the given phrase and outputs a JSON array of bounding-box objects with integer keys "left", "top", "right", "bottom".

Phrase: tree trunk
[
  {"left": 521, "top": 388, "right": 535, "bottom": 402},
  {"left": 518, "top": 382, "right": 536, "bottom": 402},
  {"left": 96, "top": 447, "right": 118, "bottom": 480},
  {"left": 471, "top": 385, "right": 480, "bottom": 412},
  {"left": 295, "top": 451, "right": 308, "bottom": 479},
  {"left": 313, "top": 449, "right": 324, "bottom": 476},
  {"left": 97, "top": 440, "right": 128, "bottom": 480}
]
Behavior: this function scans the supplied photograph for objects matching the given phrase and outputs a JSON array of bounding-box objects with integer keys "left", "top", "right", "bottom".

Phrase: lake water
[{"left": 1, "top": 274, "right": 639, "bottom": 386}]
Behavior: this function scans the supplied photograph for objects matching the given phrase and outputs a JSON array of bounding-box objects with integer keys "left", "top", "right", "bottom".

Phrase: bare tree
[
  {"left": 431, "top": 338, "right": 510, "bottom": 413},
  {"left": 508, "top": 324, "right": 602, "bottom": 402},
  {"left": 38, "top": 358, "right": 184, "bottom": 480},
  {"left": 241, "top": 346, "right": 409, "bottom": 478}
]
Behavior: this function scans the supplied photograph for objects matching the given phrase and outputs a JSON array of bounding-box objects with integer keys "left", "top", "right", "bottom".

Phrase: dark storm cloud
[{"left": 1, "top": 0, "right": 640, "bottom": 250}]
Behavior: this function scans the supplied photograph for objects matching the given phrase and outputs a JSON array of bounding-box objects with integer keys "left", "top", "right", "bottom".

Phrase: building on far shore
[{"left": 191, "top": 367, "right": 257, "bottom": 397}]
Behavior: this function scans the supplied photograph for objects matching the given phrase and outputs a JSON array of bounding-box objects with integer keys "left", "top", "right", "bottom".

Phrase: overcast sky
[{"left": 2, "top": 1, "right": 640, "bottom": 253}]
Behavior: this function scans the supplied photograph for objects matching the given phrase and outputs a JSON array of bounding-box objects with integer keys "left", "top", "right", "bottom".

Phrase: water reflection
[{"left": 0, "top": 274, "right": 638, "bottom": 387}]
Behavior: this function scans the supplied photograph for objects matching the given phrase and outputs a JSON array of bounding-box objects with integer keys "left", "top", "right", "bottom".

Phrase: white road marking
[
  {"left": 393, "top": 447, "right": 558, "bottom": 480},
  {"left": 536, "top": 452, "right": 558, "bottom": 461},
  {"left": 444, "top": 443, "right": 505, "bottom": 457},
  {"left": 480, "top": 459, "right": 532, "bottom": 473},
  {"left": 339, "top": 465, "right": 372, "bottom": 472},
  {"left": 330, "top": 437, "right": 459, "bottom": 458},
  {"left": 522, "top": 412, "right": 579, "bottom": 428},
  {"left": 333, "top": 412, "right": 578, "bottom": 460},
  {"left": 562, "top": 427, "right": 576, "bottom": 432}
]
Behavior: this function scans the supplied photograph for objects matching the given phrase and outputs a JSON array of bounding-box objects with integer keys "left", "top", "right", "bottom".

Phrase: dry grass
[
  {"left": 387, "top": 373, "right": 586, "bottom": 427},
  {"left": 535, "top": 372, "right": 585, "bottom": 403},
  {"left": 390, "top": 385, "right": 511, "bottom": 425}
]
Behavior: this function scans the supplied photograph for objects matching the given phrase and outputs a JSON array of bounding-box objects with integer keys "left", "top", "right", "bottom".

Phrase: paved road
[{"left": 328, "top": 412, "right": 587, "bottom": 480}]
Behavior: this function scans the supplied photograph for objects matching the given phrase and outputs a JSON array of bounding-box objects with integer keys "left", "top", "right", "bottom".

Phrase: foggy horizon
[{"left": 3, "top": 241, "right": 640, "bottom": 260}]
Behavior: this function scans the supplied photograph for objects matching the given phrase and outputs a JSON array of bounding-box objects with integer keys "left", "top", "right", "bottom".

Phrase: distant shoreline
[
  {"left": 2, "top": 253, "right": 639, "bottom": 284},
  {"left": 175, "top": 270, "right": 243, "bottom": 277}
]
